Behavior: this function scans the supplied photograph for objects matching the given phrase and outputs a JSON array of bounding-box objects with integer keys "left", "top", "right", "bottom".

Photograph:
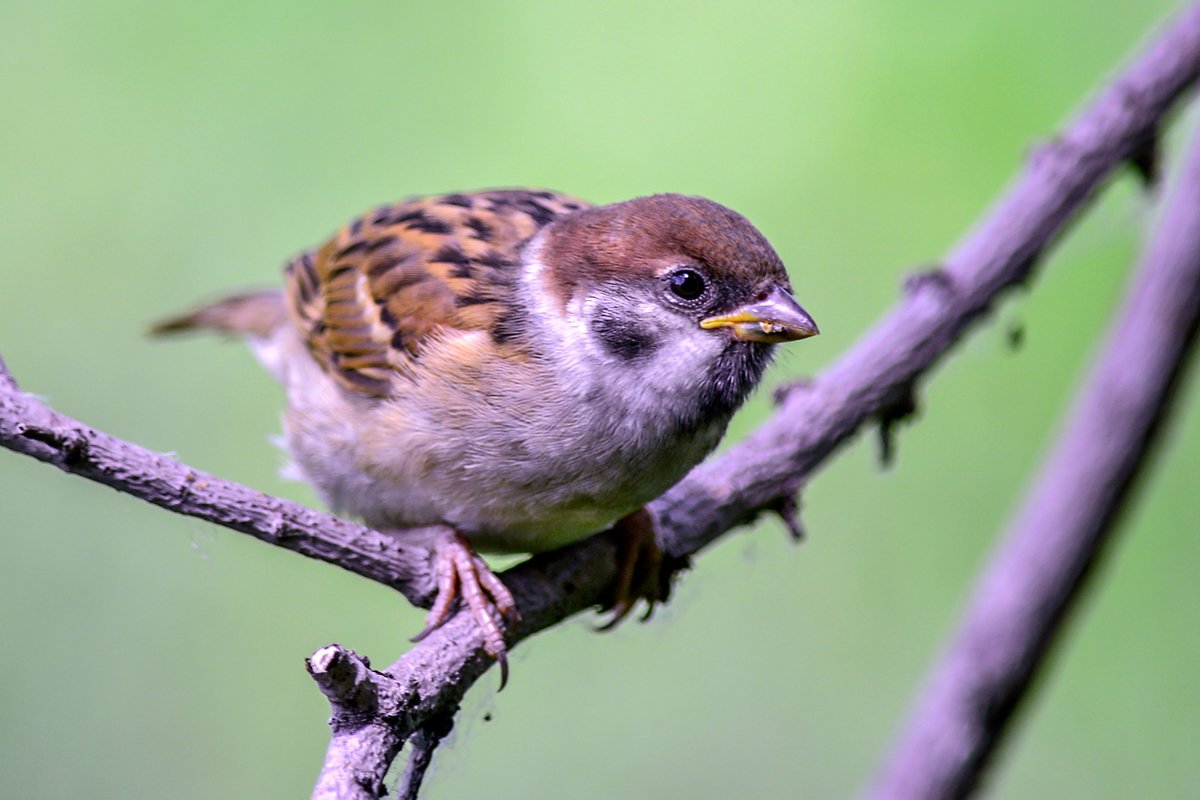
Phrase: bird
[{"left": 153, "top": 189, "right": 818, "bottom": 682}]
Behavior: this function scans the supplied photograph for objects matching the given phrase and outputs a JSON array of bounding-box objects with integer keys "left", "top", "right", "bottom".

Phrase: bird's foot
[
  {"left": 597, "top": 507, "right": 668, "bottom": 631},
  {"left": 411, "top": 527, "right": 518, "bottom": 687}
]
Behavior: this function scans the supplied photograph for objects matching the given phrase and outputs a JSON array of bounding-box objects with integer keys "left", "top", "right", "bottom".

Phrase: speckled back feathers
[{"left": 286, "top": 190, "right": 590, "bottom": 395}]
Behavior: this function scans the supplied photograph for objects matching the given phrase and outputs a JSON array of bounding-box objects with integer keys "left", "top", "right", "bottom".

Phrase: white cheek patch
[
  {"left": 520, "top": 237, "right": 727, "bottom": 417},
  {"left": 641, "top": 324, "right": 725, "bottom": 392},
  {"left": 521, "top": 237, "right": 588, "bottom": 345}
]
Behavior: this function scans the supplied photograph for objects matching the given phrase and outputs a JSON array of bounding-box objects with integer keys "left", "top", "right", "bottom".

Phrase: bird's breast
[{"left": 280, "top": 326, "right": 733, "bottom": 552}]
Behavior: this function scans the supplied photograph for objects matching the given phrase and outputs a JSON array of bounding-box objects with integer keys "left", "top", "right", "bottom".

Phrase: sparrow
[{"left": 154, "top": 189, "right": 818, "bottom": 680}]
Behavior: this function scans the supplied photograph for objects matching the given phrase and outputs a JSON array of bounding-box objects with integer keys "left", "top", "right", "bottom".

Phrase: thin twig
[
  {"left": 655, "top": 3, "right": 1200, "bottom": 560},
  {"left": 1, "top": 5, "right": 1199, "bottom": 798},
  {"left": 865, "top": 107, "right": 1200, "bottom": 800},
  {"left": 397, "top": 713, "right": 456, "bottom": 800},
  {"left": 310, "top": 5, "right": 1200, "bottom": 795},
  {"left": 0, "top": 367, "right": 437, "bottom": 604}
]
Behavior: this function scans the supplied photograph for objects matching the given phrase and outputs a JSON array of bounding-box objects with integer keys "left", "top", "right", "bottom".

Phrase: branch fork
[{"left": 4, "top": 5, "right": 1200, "bottom": 797}]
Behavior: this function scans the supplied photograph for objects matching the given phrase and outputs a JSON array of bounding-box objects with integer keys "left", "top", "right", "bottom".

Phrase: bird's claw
[
  {"left": 412, "top": 528, "right": 518, "bottom": 688},
  {"left": 596, "top": 508, "right": 666, "bottom": 632}
]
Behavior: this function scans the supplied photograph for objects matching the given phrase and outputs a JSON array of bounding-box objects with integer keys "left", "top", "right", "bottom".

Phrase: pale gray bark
[
  {"left": 2, "top": 4, "right": 1200, "bottom": 798},
  {"left": 866, "top": 101, "right": 1200, "bottom": 800}
]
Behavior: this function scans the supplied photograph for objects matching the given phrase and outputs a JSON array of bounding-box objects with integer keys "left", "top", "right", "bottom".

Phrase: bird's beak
[{"left": 700, "top": 284, "right": 819, "bottom": 343}]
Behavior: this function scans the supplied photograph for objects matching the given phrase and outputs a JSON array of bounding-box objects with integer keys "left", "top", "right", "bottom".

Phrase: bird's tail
[{"left": 149, "top": 290, "right": 287, "bottom": 339}]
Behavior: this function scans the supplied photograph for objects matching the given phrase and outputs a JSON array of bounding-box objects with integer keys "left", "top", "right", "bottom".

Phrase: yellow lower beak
[{"left": 700, "top": 285, "right": 819, "bottom": 343}]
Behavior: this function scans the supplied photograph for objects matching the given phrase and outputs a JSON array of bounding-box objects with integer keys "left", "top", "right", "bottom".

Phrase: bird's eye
[{"left": 666, "top": 268, "right": 707, "bottom": 301}]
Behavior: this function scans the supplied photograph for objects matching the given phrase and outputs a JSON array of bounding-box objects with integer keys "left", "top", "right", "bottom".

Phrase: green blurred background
[{"left": 3, "top": 1, "right": 1197, "bottom": 797}]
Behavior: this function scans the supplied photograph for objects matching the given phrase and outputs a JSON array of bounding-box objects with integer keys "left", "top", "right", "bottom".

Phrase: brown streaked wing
[{"left": 284, "top": 190, "right": 591, "bottom": 396}]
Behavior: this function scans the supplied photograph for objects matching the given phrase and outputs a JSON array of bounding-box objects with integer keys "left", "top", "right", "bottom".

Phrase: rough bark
[
  {"left": 866, "top": 103, "right": 1200, "bottom": 800},
  {"left": 1, "top": 4, "right": 1199, "bottom": 798}
]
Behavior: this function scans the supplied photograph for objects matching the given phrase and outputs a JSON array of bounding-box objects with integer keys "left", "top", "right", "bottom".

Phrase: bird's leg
[
  {"left": 597, "top": 507, "right": 666, "bottom": 631},
  {"left": 412, "top": 527, "right": 517, "bottom": 685}
]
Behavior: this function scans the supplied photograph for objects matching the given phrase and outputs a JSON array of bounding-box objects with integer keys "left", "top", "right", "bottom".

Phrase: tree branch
[
  {"left": 310, "top": 5, "right": 1200, "bottom": 794},
  {"left": 1, "top": 4, "right": 1199, "bottom": 798},
  {"left": 655, "top": 3, "right": 1200, "bottom": 560},
  {"left": 0, "top": 368, "right": 438, "bottom": 605},
  {"left": 865, "top": 99, "right": 1200, "bottom": 800}
]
